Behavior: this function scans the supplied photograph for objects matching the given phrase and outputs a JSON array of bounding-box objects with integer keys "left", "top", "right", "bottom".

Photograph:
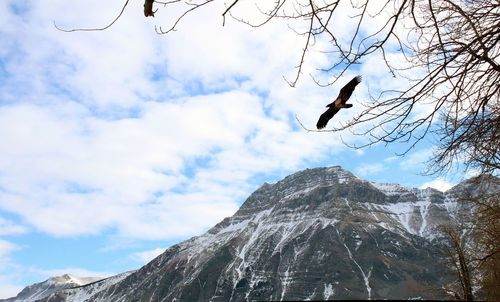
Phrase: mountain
[
  {"left": 1, "top": 274, "right": 100, "bottom": 302},
  {"left": 2, "top": 272, "right": 135, "bottom": 302},
  {"left": 12, "top": 166, "right": 496, "bottom": 301},
  {"left": 34, "top": 272, "right": 134, "bottom": 302}
]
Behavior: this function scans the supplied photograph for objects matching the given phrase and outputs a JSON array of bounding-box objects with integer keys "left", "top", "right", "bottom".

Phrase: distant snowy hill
[
  {"left": 1, "top": 272, "right": 134, "bottom": 302},
  {"left": 0, "top": 274, "right": 100, "bottom": 302},
  {"left": 8, "top": 166, "right": 498, "bottom": 301}
]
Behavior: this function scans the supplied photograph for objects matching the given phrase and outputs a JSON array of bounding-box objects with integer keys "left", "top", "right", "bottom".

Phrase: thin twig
[
  {"left": 222, "top": 0, "right": 240, "bottom": 26},
  {"left": 295, "top": 115, "right": 333, "bottom": 132},
  {"left": 54, "top": 0, "right": 130, "bottom": 32}
]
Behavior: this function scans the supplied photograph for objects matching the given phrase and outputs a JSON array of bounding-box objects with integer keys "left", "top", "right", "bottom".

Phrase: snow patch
[
  {"left": 338, "top": 229, "right": 372, "bottom": 300},
  {"left": 279, "top": 184, "right": 322, "bottom": 203},
  {"left": 280, "top": 269, "right": 292, "bottom": 301},
  {"left": 382, "top": 202, "right": 415, "bottom": 234},
  {"left": 323, "top": 283, "right": 334, "bottom": 300},
  {"left": 372, "top": 182, "right": 410, "bottom": 195},
  {"left": 61, "top": 271, "right": 134, "bottom": 302}
]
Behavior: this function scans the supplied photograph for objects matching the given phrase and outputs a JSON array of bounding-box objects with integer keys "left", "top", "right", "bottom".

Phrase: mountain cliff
[
  {"left": 14, "top": 166, "right": 492, "bottom": 301},
  {"left": 1, "top": 274, "right": 100, "bottom": 302}
]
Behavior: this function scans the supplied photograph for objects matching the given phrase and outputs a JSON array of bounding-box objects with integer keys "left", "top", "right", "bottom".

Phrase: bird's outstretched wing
[
  {"left": 316, "top": 75, "right": 362, "bottom": 129},
  {"left": 316, "top": 107, "right": 340, "bottom": 129},
  {"left": 338, "top": 75, "right": 362, "bottom": 105}
]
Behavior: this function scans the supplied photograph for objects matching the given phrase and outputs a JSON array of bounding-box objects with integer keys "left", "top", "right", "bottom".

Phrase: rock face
[
  {"left": 35, "top": 272, "right": 134, "bottom": 302},
  {"left": 1, "top": 274, "right": 100, "bottom": 302},
  {"left": 17, "top": 166, "right": 495, "bottom": 301}
]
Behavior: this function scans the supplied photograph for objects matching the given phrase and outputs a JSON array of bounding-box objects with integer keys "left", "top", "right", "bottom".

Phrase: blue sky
[{"left": 0, "top": 0, "right": 471, "bottom": 297}]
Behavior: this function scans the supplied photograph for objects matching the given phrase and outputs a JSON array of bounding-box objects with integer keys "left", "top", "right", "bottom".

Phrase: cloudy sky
[{"left": 0, "top": 0, "right": 467, "bottom": 297}]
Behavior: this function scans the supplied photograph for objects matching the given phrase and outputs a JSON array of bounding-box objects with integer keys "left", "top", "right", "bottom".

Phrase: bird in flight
[{"left": 316, "top": 76, "right": 362, "bottom": 129}]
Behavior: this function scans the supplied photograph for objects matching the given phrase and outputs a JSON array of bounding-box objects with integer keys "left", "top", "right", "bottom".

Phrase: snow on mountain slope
[
  {"left": 75, "top": 166, "right": 472, "bottom": 301},
  {"left": 40, "top": 271, "right": 134, "bottom": 302},
  {"left": 11, "top": 166, "right": 497, "bottom": 301},
  {"left": 1, "top": 274, "right": 99, "bottom": 302}
]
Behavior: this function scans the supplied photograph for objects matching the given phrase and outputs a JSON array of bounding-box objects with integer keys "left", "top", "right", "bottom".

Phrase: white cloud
[
  {"left": 398, "top": 147, "right": 435, "bottom": 170},
  {"left": 0, "top": 240, "right": 22, "bottom": 299},
  {"left": 464, "top": 169, "right": 481, "bottom": 179},
  {"left": 420, "top": 177, "right": 454, "bottom": 192},
  {"left": 28, "top": 267, "right": 113, "bottom": 280},
  {"left": 0, "top": 0, "right": 355, "bottom": 241},
  {"left": 0, "top": 283, "right": 23, "bottom": 300},
  {"left": 0, "top": 0, "right": 419, "bottom": 243},
  {"left": 383, "top": 156, "right": 398, "bottom": 163},
  {"left": 0, "top": 239, "right": 111, "bottom": 299},
  {"left": 0, "top": 239, "right": 19, "bottom": 259},
  {"left": 356, "top": 163, "right": 386, "bottom": 177},
  {"left": 0, "top": 217, "right": 28, "bottom": 235},
  {"left": 130, "top": 248, "right": 165, "bottom": 264},
  {"left": 355, "top": 149, "right": 365, "bottom": 155},
  {"left": 0, "top": 75, "right": 344, "bottom": 239}
]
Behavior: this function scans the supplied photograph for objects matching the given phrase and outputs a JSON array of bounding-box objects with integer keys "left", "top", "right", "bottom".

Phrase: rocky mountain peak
[
  {"left": 236, "top": 166, "right": 366, "bottom": 215},
  {"left": 12, "top": 166, "right": 498, "bottom": 302},
  {"left": 73, "top": 166, "right": 467, "bottom": 301}
]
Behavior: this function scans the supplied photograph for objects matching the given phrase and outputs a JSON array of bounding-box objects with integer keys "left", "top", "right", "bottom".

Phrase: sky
[{"left": 0, "top": 0, "right": 471, "bottom": 297}]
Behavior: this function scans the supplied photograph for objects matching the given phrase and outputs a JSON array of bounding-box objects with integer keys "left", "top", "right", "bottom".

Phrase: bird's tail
[{"left": 339, "top": 104, "right": 353, "bottom": 108}]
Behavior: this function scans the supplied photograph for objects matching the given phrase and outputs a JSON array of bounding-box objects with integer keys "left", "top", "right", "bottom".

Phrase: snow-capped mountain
[
  {"left": 11, "top": 166, "right": 498, "bottom": 301},
  {"left": 1, "top": 274, "right": 100, "bottom": 302},
  {"left": 2, "top": 272, "right": 135, "bottom": 302},
  {"left": 39, "top": 272, "right": 134, "bottom": 302}
]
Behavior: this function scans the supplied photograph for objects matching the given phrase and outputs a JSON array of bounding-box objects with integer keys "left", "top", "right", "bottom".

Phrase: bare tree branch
[
  {"left": 222, "top": 0, "right": 240, "bottom": 26},
  {"left": 54, "top": 0, "right": 130, "bottom": 32},
  {"left": 155, "top": 0, "right": 214, "bottom": 34}
]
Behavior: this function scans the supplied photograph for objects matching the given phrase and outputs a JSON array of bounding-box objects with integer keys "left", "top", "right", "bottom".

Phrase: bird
[{"left": 316, "top": 76, "right": 362, "bottom": 129}]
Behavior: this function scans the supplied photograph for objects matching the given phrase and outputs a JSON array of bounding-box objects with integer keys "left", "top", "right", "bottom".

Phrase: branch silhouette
[{"left": 54, "top": 0, "right": 130, "bottom": 32}]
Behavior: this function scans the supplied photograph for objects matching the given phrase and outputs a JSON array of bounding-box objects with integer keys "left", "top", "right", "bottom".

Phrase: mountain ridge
[
  {"left": 8, "top": 166, "right": 497, "bottom": 301},
  {"left": 1, "top": 274, "right": 100, "bottom": 302}
]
